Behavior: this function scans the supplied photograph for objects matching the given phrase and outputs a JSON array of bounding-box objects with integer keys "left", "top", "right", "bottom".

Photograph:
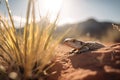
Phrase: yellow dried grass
[{"left": 0, "top": 0, "right": 69, "bottom": 79}]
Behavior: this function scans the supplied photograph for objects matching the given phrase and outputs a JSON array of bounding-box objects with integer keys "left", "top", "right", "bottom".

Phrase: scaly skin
[{"left": 64, "top": 38, "right": 105, "bottom": 54}]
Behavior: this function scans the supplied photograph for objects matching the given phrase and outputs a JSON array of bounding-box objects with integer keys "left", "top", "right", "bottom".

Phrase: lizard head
[{"left": 63, "top": 38, "right": 85, "bottom": 49}]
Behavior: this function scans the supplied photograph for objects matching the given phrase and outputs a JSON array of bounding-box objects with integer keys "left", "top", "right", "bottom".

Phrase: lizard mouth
[{"left": 63, "top": 38, "right": 82, "bottom": 49}]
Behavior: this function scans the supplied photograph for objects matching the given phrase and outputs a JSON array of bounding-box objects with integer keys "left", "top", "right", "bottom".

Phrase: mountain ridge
[{"left": 56, "top": 18, "right": 120, "bottom": 42}]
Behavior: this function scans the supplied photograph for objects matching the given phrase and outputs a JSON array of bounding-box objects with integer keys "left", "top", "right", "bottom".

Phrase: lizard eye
[
  {"left": 72, "top": 39, "right": 76, "bottom": 42},
  {"left": 80, "top": 42, "right": 83, "bottom": 45}
]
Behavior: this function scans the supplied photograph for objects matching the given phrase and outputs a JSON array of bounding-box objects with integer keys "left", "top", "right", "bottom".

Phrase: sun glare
[
  {"left": 44, "top": 0, "right": 62, "bottom": 12},
  {"left": 37, "top": 0, "right": 63, "bottom": 22}
]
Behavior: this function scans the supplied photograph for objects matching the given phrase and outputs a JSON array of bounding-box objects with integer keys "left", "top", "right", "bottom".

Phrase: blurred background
[{"left": 0, "top": 0, "right": 120, "bottom": 43}]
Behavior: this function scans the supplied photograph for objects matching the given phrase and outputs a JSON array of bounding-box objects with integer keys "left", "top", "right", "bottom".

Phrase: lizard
[{"left": 63, "top": 38, "right": 105, "bottom": 54}]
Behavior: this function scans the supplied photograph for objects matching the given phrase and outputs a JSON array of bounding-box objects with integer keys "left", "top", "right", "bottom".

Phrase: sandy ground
[{"left": 46, "top": 43, "right": 120, "bottom": 80}]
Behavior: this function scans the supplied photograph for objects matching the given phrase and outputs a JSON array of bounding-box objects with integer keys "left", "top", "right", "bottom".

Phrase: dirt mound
[{"left": 46, "top": 43, "right": 120, "bottom": 80}]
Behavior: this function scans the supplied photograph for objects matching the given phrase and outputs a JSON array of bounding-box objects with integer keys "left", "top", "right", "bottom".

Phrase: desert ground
[{"left": 46, "top": 43, "right": 120, "bottom": 80}]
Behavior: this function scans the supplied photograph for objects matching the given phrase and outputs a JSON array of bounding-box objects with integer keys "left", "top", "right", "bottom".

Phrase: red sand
[{"left": 46, "top": 43, "right": 120, "bottom": 80}]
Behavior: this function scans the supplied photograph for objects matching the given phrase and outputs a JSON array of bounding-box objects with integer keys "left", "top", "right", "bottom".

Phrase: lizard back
[{"left": 84, "top": 42, "right": 105, "bottom": 50}]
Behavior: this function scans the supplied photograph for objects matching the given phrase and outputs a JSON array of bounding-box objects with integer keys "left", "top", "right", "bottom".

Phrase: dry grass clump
[{"left": 0, "top": 0, "right": 66, "bottom": 80}]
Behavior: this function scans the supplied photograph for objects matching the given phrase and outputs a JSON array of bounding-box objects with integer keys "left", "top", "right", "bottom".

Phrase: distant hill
[{"left": 56, "top": 18, "right": 120, "bottom": 42}]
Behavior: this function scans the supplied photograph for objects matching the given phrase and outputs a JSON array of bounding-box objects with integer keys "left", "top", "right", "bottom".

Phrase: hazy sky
[{"left": 0, "top": 0, "right": 120, "bottom": 26}]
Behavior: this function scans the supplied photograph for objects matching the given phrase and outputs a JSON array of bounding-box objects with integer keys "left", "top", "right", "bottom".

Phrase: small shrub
[{"left": 0, "top": 0, "right": 67, "bottom": 80}]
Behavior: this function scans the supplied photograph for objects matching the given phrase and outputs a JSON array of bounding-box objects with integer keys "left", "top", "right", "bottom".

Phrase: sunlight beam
[{"left": 37, "top": 0, "right": 63, "bottom": 22}]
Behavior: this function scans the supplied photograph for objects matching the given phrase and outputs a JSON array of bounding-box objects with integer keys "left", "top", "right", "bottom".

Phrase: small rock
[{"left": 9, "top": 72, "right": 18, "bottom": 80}]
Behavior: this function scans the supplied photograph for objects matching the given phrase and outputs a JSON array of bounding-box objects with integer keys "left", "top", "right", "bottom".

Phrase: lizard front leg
[
  {"left": 69, "top": 49, "right": 78, "bottom": 54},
  {"left": 76, "top": 46, "right": 89, "bottom": 54}
]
